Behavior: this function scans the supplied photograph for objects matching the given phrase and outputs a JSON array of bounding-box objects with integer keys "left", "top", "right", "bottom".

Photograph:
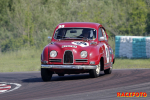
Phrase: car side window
[
  {"left": 102, "top": 28, "right": 107, "bottom": 41},
  {"left": 98, "top": 28, "right": 103, "bottom": 41}
]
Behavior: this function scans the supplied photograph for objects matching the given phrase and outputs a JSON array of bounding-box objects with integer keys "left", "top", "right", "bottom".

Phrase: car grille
[
  {"left": 49, "top": 59, "right": 61, "bottom": 62},
  {"left": 64, "top": 51, "right": 73, "bottom": 64},
  {"left": 75, "top": 59, "right": 88, "bottom": 63}
]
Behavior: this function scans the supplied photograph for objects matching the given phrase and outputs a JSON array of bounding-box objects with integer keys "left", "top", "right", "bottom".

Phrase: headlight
[
  {"left": 50, "top": 50, "right": 57, "bottom": 57},
  {"left": 80, "top": 51, "right": 87, "bottom": 58}
]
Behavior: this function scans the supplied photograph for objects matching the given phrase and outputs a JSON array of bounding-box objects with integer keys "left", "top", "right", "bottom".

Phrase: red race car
[{"left": 41, "top": 22, "right": 115, "bottom": 81}]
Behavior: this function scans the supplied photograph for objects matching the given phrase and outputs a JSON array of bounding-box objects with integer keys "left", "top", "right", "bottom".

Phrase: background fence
[{"left": 115, "top": 36, "right": 150, "bottom": 58}]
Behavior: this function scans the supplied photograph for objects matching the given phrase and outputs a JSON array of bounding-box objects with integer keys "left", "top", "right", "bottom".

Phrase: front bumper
[{"left": 41, "top": 65, "right": 97, "bottom": 69}]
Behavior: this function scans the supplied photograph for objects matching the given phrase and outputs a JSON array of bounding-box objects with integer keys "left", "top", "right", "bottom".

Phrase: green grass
[
  {"left": 0, "top": 48, "right": 150, "bottom": 72},
  {"left": 114, "top": 58, "right": 150, "bottom": 69},
  {"left": 0, "top": 48, "right": 42, "bottom": 72}
]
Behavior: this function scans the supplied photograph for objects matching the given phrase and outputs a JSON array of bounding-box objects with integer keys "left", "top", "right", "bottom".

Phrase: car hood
[{"left": 48, "top": 40, "right": 97, "bottom": 53}]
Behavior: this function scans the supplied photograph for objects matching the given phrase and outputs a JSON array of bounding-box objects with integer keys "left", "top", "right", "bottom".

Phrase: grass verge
[
  {"left": 114, "top": 58, "right": 150, "bottom": 69},
  {"left": 0, "top": 48, "right": 42, "bottom": 72}
]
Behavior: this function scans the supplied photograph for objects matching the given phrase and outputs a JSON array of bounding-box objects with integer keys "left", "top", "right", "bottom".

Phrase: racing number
[
  {"left": 58, "top": 25, "right": 65, "bottom": 28},
  {"left": 104, "top": 44, "right": 109, "bottom": 63}
]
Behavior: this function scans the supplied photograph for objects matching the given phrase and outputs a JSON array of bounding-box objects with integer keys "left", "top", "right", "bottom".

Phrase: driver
[
  {"left": 61, "top": 29, "right": 66, "bottom": 37},
  {"left": 82, "top": 29, "right": 90, "bottom": 38},
  {"left": 57, "top": 29, "right": 66, "bottom": 39}
]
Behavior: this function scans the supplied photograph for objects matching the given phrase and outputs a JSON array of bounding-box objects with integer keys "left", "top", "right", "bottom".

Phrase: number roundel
[{"left": 104, "top": 43, "right": 109, "bottom": 63}]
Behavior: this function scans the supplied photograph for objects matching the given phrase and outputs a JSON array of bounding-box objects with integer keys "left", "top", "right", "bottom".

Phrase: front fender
[
  {"left": 41, "top": 45, "right": 49, "bottom": 63},
  {"left": 89, "top": 46, "right": 104, "bottom": 65}
]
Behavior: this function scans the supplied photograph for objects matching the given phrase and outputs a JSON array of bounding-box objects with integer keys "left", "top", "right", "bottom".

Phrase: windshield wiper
[
  {"left": 73, "top": 35, "right": 83, "bottom": 38},
  {"left": 77, "top": 36, "right": 83, "bottom": 38},
  {"left": 57, "top": 35, "right": 89, "bottom": 40},
  {"left": 61, "top": 36, "right": 69, "bottom": 39},
  {"left": 57, "top": 35, "right": 67, "bottom": 39},
  {"left": 76, "top": 36, "right": 89, "bottom": 40},
  {"left": 62, "top": 37, "right": 84, "bottom": 40}
]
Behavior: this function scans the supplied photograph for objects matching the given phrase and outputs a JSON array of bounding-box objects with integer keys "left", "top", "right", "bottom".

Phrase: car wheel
[
  {"left": 41, "top": 68, "right": 52, "bottom": 81},
  {"left": 58, "top": 73, "right": 65, "bottom": 76},
  {"left": 89, "top": 62, "right": 100, "bottom": 78},
  {"left": 104, "top": 63, "right": 113, "bottom": 74}
]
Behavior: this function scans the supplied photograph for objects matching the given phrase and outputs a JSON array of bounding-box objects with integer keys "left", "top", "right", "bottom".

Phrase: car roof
[{"left": 56, "top": 22, "right": 101, "bottom": 29}]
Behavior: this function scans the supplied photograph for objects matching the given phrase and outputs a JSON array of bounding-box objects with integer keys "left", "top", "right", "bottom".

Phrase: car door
[{"left": 101, "top": 28, "right": 111, "bottom": 67}]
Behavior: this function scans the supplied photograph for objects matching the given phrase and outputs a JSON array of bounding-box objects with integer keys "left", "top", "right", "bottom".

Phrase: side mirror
[
  {"left": 48, "top": 36, "right": 52, "bottom": 40},
  {"left": 99, "top": 37, "right": 105, "bottom": 41}
]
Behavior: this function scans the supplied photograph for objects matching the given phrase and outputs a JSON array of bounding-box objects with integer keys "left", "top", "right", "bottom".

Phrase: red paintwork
[{"left": 41, "top": 22, "right": 114, "bottom": 73}]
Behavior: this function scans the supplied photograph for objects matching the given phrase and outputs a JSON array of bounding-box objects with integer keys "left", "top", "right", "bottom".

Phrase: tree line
[{"left": 0, "top": 0, "right": 150, "bottom": 52}]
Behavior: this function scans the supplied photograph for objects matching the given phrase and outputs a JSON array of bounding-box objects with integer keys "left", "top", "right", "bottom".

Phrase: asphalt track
[{"left": 0, "top": 69, "right": 150, "bottom": 100}]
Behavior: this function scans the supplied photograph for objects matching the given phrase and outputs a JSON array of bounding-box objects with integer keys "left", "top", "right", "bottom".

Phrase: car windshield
[{"left": 54, "top": 28, "right": 96, "bottom": 40}]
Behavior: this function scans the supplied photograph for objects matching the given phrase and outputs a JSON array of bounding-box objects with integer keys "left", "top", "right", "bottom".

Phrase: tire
[
  {"left": 41, "top": 68, "right": 52, "bottom": 82},
  {"left": 58, "top": 73, "right": 65, "bottom": 76},
  {"left": 104, "top": 63, "right": 113, "bottom": 74},
  {"left": 89, "top": 62, "right": 101, "bottom": 78}
]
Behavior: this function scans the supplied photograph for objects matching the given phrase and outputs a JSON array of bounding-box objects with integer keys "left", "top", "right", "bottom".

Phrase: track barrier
[{"left": 115, "top": 36, "right": 150, "bottom": 58}]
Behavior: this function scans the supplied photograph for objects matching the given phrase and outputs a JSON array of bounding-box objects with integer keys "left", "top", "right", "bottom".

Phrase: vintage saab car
[{"left": 41, "top": 22, "right": 115, "bottom": 81}]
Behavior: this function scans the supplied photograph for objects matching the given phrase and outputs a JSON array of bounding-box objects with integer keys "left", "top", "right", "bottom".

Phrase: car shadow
[{"left": 22, "top": 73, "right": 105, "bottom": 83}]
